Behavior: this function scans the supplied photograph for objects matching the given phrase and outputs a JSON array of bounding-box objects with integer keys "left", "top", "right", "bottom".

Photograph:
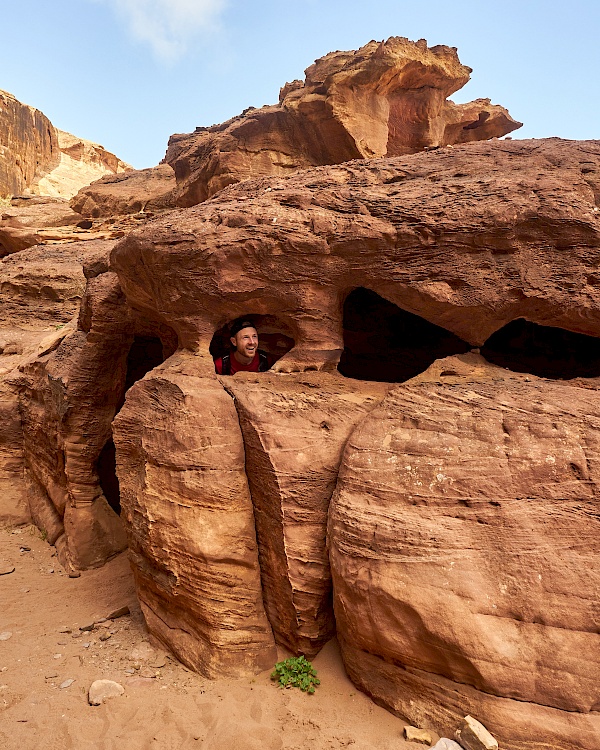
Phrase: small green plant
[{"left": 270, "top": 655, "right": 320, "bottom": 694}]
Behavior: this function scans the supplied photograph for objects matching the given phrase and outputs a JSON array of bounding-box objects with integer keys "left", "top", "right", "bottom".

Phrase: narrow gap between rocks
[
  {"left": 480, "top": 318, "right": 600, "bottom": 379},
  {"left": 338, "top": 287, "right": 471, "bottom": 382},
  {"left": 97, "top": 334, "right": 171, "bottom": 515}
]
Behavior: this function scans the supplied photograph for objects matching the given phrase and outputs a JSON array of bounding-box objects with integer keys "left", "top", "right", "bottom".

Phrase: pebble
[
  {"left": 0, "top": 632, "right": 13, "bottom": 641},
  {"left": 431, "top": 741, "right": 463, "bottom": 750},
  {"left": 99, "top": 633, "right": 112, "bottom": 642},
  {"left": 88, "top": 679, "right": 125, "bottom": 706},
  {"left": 45, "top": 672, "right": 59, "bottom": 679},
  {"left": 59, "top": 679, "right": 75, "bottom": 689},
  {"left": 107, "top": 605, "right": 130, "bottom": 620},
  {"left": 0, "top": 565, "right": 15, "bottom": 576},
  {"left": 139, "top": 667, "right": 157, "bottom": 679},
  {"left": 82, "top": 643, "right": 91, "bottom": 649},
  {"left": 124, "top": 668, "right": 135, "bottom": 674},
  {"left": 53, "top": 653, "right": 62, "bottom": 659},
  {"left": 80, "top": 623, "right": 95, "bottom": 632},
  {"left": 20, "top": 588, "right": 29, "bottom": 594},
  {"left": 47, "top": 568, "right": 54, "bottom": 574},
  {"left": 58, "top": 627, "right": 72, "bottom": 634},
  {"left": 404, "top": 726, "right": 433, "bottom": 745},
  {"left": 455, "top": 715, "right": 498, "bottom": 750}
]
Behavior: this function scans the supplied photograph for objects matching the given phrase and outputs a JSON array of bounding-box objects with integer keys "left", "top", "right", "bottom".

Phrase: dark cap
[{"left": 230, "top": 318, "right": 257, "bottom": 337}]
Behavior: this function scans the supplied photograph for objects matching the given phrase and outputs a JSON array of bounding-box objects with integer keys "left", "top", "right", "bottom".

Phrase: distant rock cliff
[{"left": 0, "top": 89, "right": 130, "bottom": 200}]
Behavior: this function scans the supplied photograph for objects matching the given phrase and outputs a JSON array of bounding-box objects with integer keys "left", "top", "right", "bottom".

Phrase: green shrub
[{"left": 270, "top": 655, "right": 320, "bottom": 694}]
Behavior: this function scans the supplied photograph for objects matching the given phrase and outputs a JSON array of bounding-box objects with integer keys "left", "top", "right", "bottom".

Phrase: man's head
[{"left": 230, "top": 318, "right": 258, "bottom": 363}]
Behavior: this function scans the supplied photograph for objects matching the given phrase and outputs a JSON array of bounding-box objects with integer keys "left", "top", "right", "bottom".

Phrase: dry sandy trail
[{"left": 0, "top": 525, "right": 424, "bottom": 750}]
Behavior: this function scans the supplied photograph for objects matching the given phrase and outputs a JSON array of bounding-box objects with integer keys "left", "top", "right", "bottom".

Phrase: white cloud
[{"left": 99, "top": 0, "right": 227, "bottom": 61}]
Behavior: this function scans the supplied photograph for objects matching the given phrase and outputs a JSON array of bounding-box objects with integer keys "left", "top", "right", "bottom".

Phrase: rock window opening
[
  {"left": 481, "top": 318, "right": 600, "bottom": 379},
  {"left": 338, "top": 287, "right": 471, "bottom": 382},
  {"left": 210, "top": 315, "right": 295, "bottom": 369}
]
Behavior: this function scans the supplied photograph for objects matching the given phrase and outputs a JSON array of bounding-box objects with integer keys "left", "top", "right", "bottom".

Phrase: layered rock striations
[
  {"left": 112, "top": 353, "right": 277, "bottom": 676},
  {"left": 329, "top": 353, "right": 600, "bottom": 750},
  {"left": 112, "top": 138, "right": 600, "bottom": 366},
  {"left": 0, "top": 89, "right": 59, "bottom": 199},
  {"left": 2, "top": 44, "right": 599, "bottom": 750},
  {"left": 163, "top": 37, "right": 521, "bottom": 206},
  {"left": 0, "top": 89, "right": 129, "bottom": 200}
]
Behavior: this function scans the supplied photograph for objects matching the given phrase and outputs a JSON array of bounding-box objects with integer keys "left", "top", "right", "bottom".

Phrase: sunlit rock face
[
  {"left": 0, "top": 89, "right": 129, "bottom": 200},
  {"left": 164, "top": 37, "right": 521, "bottom": 206}
]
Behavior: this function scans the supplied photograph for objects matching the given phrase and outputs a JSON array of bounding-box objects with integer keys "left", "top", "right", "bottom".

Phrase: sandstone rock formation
[
  {"left": 70, "top": 164, "right": 176, "bottom": 218},
  {"left": 33, "top": 129, "right": 131, "bottom": 200},
  {"left": 164, "top": 37, "right": 521, "bottom": 206},
  {"left": 2, "top": 50, "right": 598, "bottom": 750},
  {"left": 224, "top": 373, "right": 389, "bottom": 656},
  {"left": 0, "top": 89, "right": 129, "bottom": 200},
  {"left": 112, "top": 353, "right": 277, "bottom": 676},
  {"left": 113, "top": 138, "right": 600, "bottom": 366},
  {"left": 330, "top": 353, "right": 600, "bottom": 750}
]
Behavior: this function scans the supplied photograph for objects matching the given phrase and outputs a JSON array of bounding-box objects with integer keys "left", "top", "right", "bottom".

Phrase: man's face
[{"left": 231, "top": 326, "right": 258, "bottom": 360}]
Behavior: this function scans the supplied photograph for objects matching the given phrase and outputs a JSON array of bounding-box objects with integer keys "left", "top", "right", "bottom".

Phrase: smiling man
[{"left": 214, "top": 318, "right": 270, "bottom": 375}]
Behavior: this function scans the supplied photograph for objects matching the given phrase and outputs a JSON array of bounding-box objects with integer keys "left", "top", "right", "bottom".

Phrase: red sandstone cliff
[{"left": 0, "top": 89, "right": 130, "bottom": 200}]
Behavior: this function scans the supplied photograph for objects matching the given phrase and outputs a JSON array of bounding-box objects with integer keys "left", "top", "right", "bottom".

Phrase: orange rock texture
[
  {"left": 164, "top": 37, "right": 521, "bottom": 206},
  {"left": 0, "top": 89, "right": 129, "bottom": 200},
  {"left": 3, "top": 38, "right": 600, "bottom": 750}
]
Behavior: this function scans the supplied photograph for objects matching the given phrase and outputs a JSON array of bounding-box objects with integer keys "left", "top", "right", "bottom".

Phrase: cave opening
[
  {"left": 97, "top": 438, "right": 121, "bottom": 515},
  {"left": 338, "top": 287, "right": 471, "bottom": 382},
  {"left": 210, "top": 314, "right": 295, "bottom": 369},
  {"left": 98, "top": 334, "right": 173, "bottom": 515},
  {"left": 481, "top": 318, "right": 600, "bottom": 379}
]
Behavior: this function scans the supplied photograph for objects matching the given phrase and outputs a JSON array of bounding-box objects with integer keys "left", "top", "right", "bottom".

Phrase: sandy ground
[{"left": 0, "top": 525, "right": 430, "bottom": 750}]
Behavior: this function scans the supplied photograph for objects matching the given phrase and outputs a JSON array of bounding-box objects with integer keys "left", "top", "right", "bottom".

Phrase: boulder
[
  {"left": 164, "top": 37, "right": 521, "bottom": 206},
  {"left": 224, "top": 372, "right": 389, "bottom": 655},
  {"left": 455, "top": 716, "right": 498, "bottom": 750},
  {"left": 88, "top": 679, "right": 125, "bottom": 706},
  {"left": 112, "top": 351, "right": 277, "bottom": 677},
  {"left": 329, "top": 354, "right": 600, "bottom": 749},
  {"left": 70, "top": 164, "right": 176, "bottom": 218}
]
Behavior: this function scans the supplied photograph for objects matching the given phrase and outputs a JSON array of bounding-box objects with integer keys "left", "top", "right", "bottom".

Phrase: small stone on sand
[{"left": 88, "top": 679, "right": 125, "bottom": 706}]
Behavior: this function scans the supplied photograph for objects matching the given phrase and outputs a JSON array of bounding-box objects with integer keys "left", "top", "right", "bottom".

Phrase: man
[{"left": 214, "top": 318, "right": 270, "bottom": 375}]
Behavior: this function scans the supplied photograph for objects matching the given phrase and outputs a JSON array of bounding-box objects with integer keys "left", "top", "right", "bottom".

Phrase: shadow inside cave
[
  {"left": 338, "top": 289, "right": 600, "bottom": 383},
  {"left": 481, "top": 318, "right": 600, "bottom": 379},
  {"left": 97, "top": 334, "right": 174, "bottom": 515},
  {"left": 338, "top": 287, "right": 471, "bottom": 382}
]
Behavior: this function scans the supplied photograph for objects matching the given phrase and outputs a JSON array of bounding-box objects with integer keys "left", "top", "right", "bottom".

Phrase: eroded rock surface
[
  {"left": 329, "top": 354, "right": 600, "bottom": 749},
  {"left": 224, "top": 372, "right": 389, "bottom": 656},
  {"left": 70, "top": 164, "right": 176, "bottom": 218},
  {"left": 113, "top": 138, "right": 600, "bottom": 368},
  {"left": 165, "top": 37, "right": 521, "bottom": 206},
  {"left": 112, "top": 352, "right": 277, "bottom": 677}
]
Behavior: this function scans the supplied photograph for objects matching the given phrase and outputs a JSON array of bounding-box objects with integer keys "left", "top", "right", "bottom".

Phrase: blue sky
[{"left": 3, "top": 1, "right": 599, "bottom": 169}]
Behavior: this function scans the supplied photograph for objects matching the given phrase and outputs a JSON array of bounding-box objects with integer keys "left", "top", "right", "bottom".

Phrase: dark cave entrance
[
  {"left": 97, "top": 438, "right": 121, "bottom": 515},
  {"left": 480, "top": 318, "right": 600, "bottom": 379},
  {"left": 98, "top": 334, "right": 175, "bottom": 515},
  {"left": 210, "top": 314, "right": 295, "bottom": 370},
  {"left": 338, "top": 287, "right": 471, "bottom": 382}
]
